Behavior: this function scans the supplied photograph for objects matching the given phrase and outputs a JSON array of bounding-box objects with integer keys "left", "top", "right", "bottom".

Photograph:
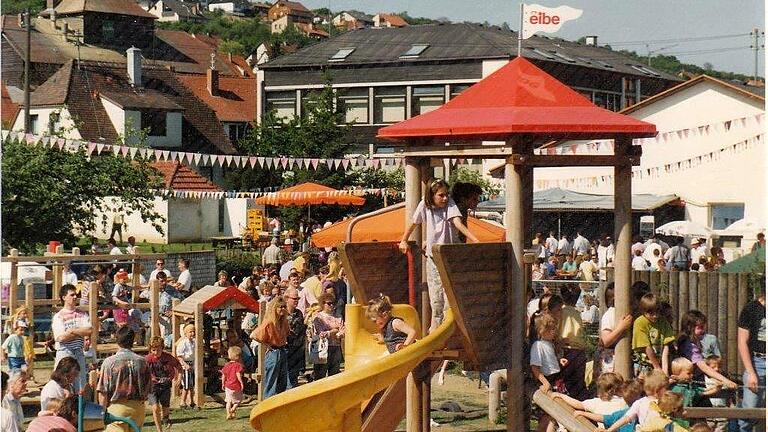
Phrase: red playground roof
[{"left": 378, "top": 57, "right": 657, "bottom": 142}]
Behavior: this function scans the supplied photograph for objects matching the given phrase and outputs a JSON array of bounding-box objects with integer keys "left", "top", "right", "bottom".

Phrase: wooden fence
[{"left": 629, "top": 270, "right": 759, "bottom": 377}]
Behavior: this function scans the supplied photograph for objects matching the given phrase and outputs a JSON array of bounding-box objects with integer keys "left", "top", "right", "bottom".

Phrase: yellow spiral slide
[{"left": 250, "top": 304, "right": 455, "bottom": 432}]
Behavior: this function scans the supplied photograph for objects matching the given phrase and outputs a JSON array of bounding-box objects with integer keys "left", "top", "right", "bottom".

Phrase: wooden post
[
  {"left": 726, "top": 273, "right": 738, "bottom": 374},
  {"left": 679, "top": 271, "right": 689, "bottom": 326},
  {"left": 25, "top": 282, "right": 35, "bottom": 337},
  {"left": 420, "top": 290, "right": 431, "bottom": 432},
  {"left": 504, "top": 144, "right": 527, "bottom": 432},
  {"left": 707, "top": 273, "right": 718, "bottom": 340},
  {"left": 612, "top": 137, "right": 633, "bottom": 380},
  {"left": 9, "top": 249, "right": 19, "bottom": 316},
  {"left": 257, "top": 299, "right": 267, "bottom": 401},
  {"left": 649, "top": 271, "right": 660, "bottom": 297},
  {"left": 698, "top": 272, "right": 708, "bottom": 317},
  {"left": 717, "top": 273, "right": 728, "bottom": 369},
  {"left": 171, "top": 300, "right": 181, "bottom": 408},
  {"left": 688, "top": 271, "right": 698, "bottom": 311},
  {"left": 669, "top": 270, "right": 679, "bottom": 332},
  {"left": 404, "top": 156, "right": 424, "bottom": 432},
  {"left": 419, "top": 161, "right": 431, "bottom": 432},
  {"left": 194, "top": 302, "right": 205, "bottom": 408},
  {"left": 131, "top": 259, "right": 140, "bottom": 303},
  {"left": 737, "top": 273, "right": 750, "bottom": 375},
  {"left": 150, "top": 279, "right": 160, "bottom": 338},
  {"left": 52, "top": 259, "right": 64, "bottom": 297},
  {"left": 89, "top": 281, "right": 99, "bottom": 354}
]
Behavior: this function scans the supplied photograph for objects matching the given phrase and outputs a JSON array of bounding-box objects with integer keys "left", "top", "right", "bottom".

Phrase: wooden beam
[
  {"left": 150, "top": 280, "right": 160, "bottom": 339},
  {"left": 391, "top": 146, "right": 514, "bottom": 158},
  {"left": 683, "top": 408, "right": 765, "bottom": 420},
  {"left": 89, "top": 282, "right": 99, "bottom": 355},
  {"left": 613, "top": 137, "right": 633, "bottom": 379},
  {"left": 1, "top": 252, "right": 166, "bottom": 263},
  {"left": 171, "top": 299, "right": 181, "bottom": 408},
  {"left": 525, "top": 154, "right": 641, "bottom": 167}
]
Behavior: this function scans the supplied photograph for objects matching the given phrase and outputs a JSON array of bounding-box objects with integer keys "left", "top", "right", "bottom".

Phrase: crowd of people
[{"left": 0, "top": 180, "right": 764, "bottom": 432}]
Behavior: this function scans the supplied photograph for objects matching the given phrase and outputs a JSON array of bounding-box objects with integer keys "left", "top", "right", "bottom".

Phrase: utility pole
[
  {"left": 23, "top": 8, "right": 31, "bottom": 133},
  {"left": 751, "top": 27, "right": 763, "bottom": 83}
]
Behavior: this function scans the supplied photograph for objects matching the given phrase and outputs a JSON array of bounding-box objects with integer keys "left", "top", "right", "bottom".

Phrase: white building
[{"left": 533, "top": 75, "right": 766, "bottom": 252}]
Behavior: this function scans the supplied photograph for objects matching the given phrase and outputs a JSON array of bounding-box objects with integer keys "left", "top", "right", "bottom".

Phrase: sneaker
[
  {"left": 163, "top": 417, "right": 172, "bottom": 429},
  {"left": 430, "top": 419, "right": 440, "bottom": 427}
]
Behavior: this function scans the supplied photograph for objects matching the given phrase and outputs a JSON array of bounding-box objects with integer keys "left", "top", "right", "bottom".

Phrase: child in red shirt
[
  {"left": 145, "top": 336, "right": 182, "bottom": 432},
  {"left": 221, "top": 346, "right": 244, "bottom": 420}
]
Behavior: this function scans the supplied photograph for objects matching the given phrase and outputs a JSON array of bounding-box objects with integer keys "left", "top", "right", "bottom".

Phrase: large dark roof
[
  {"left": 28, "top": 60, "right": 236, "bottom": 154},
  {"left": 157, "top": 0, "right": 204, "bottom": 19},
  {"left": 262, "top": 23, "right": 679, "bottom": 81}
]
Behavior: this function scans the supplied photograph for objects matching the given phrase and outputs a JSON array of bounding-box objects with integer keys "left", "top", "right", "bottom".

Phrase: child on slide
[{"left": 367, "top": 294, "right": 417, "bottom": 353}]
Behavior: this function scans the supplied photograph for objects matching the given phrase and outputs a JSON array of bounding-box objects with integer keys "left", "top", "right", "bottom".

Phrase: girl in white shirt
[
  {"left": 530, "top": 313, "right": 566, "bottom": 432},
  {"left": 552, "top": 372, "right": 627, "bottom": 428}
]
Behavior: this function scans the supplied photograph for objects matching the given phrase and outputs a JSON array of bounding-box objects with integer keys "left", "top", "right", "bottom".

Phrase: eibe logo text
[{"left": 528, "top": 11, "right": 561, "bottom": 25}]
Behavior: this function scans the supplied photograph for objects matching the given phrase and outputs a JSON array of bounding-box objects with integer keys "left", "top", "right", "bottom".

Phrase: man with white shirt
[
  {"left": 597, "top": 236, "right": 615, "bottom": 269},
  {"left": 62, "top": 262, "right": 78, "bottom": 286},
  {"left": 173, "top": 259, "right": 192, "bottom": 293},
  {"left": 557, "top": 234, "right": 572, "bottom": 259},
  {"left": 124, "top": 236, "right": 137, "bottom": 255},
  {"left": 149, "top": 259, "right": 172, "bottom": 282},
  {"left": 108, "top": 239, "right": 122, "bottom": 256},
  {"left": 631, "top": 249, "right": 650, "bottom": 271},
  {"left": 572, "top": 231, "right": 590, "bottom": 258},
  {"left": 643, "top": 239, "right": 663, "bottom": 264},
  {"left": 545, "top": 231, "right": 558, "bottom": 258},
  {"left": 689, "top": 239, "right": 706, "bottom": 265},
  {"left": 631, "top": 235, "right": 646, "bottom": 256}
]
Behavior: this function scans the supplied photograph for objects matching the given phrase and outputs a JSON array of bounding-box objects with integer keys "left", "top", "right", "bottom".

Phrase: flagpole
[{"left": 517, "top": 2, "right": 524, "bottom": 57}]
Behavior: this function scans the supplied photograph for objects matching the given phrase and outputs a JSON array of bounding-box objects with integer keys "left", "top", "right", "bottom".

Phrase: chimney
[
  {"left": 126, "top": 47, "right": 142, "bottom": 87},
  {"left": 585, "top": 35, "right": 598, "bottom": 46},
  {"left": 207, "top": 67, "right": 219, "bottom": 96},
  {"left": 60, "top": 21, "right": 68, "bottom": 41}
]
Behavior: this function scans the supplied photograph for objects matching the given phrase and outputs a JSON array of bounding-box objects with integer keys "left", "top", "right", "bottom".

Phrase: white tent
[
  {"left": 655, "top": 220, "right": 713, "bottom": 238},
  {"left": 720, "top": 218, "right": 765, "bottom": 237}
]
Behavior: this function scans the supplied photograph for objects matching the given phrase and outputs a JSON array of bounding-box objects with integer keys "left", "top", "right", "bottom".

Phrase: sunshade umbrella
[
  {"left": 721, "top": 219, "right": 764, "bottom": 236},
  {"left": 311, "top": 205, "right": 505, "bottom": 248},
  {"left": 655, "top": 220, "right": 713, "bottom": 238},
  {"left": 255, "top": 182, "right": 365, "bottom": 223},
  {"left": 719, "top": 246, "right": 766, "bottom": 273}
]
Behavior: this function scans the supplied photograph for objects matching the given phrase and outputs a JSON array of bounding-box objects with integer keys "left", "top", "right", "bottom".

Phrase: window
[
  {"left": 48, "top": 111, "right": 60, "bottom": 135},
  {"left": 400, "top": 44, "right": 429, "bottom": 59},
  {"left": 102, "top": 21, "right": 115, "bottom": 41},
  {"left": 300, "top": 89, "right": 321, "bottom": 118},
  {"left": 373, "top": 87, "right": 405, "bottom": 124},
  {"left": 29, "top": 114, "right": 39, "bottom": 134},
  {"left": 329, "top": 47, "right": 355, "bottom": 62},
  {"left": 411, "top": 86, "right": 444, "bottom": 115},
  {"left": 226, "top": 123, "right": 248, "bottom": 143},
  {"left": 338, "top": 87, "right": 369, "bottom": 124},
  {"left": 711, "top": 204, "right": 744, "bottom": 230},
  {"left": 141, "top": 110, "right": 167, "bottom": 136},
  {"left": 266, "top": 91, "right": 296, "bottom": 120},
  {"left": 450, "top": 84, "right": 471, "bottom": 99}
]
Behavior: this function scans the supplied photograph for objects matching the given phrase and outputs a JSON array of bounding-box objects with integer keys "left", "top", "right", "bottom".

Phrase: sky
[{"left": 301, "top": 0, "right": 765, "bottom": 77}]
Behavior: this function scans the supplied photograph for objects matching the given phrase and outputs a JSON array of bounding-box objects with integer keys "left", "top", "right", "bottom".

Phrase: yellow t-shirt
[{"left": 559, "top": 305, "right": 587, "bottom": 350}]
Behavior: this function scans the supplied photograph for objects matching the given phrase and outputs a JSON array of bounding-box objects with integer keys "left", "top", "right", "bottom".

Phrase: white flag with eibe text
[{"left": 522, "top": 4, "right": 583, "bottom": 39}]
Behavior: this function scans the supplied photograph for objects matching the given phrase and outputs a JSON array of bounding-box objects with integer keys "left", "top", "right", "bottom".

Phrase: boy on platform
[
  {"left": 669, "top": 357, "right": 720, "bottom": 407},
  {"left": 176, "top": 324, "right": 196, "bottom": 409},
  {"left": 632, "top": 293, "right": 675, "bottom": 375},
  {"left": 221, "top": 346, "right": 245, "bottom": 420},
  {"left": 703, "top": 356, "right": 729, "bottom": 432},
  {"left": 1, "top": 323, "right": 27, "bottom": 373},
  {"left": 146, "top": 336, "right": 182, "bottom": 432}
]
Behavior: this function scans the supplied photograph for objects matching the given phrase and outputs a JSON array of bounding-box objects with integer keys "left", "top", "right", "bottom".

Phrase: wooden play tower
[{"left": 371, "top": 57, "right": 657, "bottom": 431}]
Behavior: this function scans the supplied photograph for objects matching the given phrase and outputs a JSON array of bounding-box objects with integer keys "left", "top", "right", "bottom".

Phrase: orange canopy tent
[
  {"left": 255, "top": 182, "right": 365, "bottom": 206},
  {"left": 311, "top": 205, "right": 505, "bottom": 248}
]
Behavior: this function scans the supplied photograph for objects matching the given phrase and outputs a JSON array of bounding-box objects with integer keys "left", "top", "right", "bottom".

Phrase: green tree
[
  {"left": 219, "top": 39, "right": 246, "bottom": 56},
  {"left": 1, "top": 137, "right": 165, "bottom": 253},
  {"left": 1, "top": 0, "right": 45, "bottom": 14},
  {"left": 449, "top": 166, "right": 501, "bottom": 196}
]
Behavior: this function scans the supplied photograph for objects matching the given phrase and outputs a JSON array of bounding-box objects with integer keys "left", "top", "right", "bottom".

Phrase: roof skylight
[
  {"left": 400, "top": 44, "right": 429, "bottom": 58},
  {"left": 529, "top": 48, "right": 555, "bottom": 60},
  {"left": 329, "top": 47, "right": 355, "bottom": 62},
  {"left": 552, "top": 51, "right": 576, "bottom": 63}
]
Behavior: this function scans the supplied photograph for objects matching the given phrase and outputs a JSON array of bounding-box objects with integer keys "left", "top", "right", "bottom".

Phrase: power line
[
  {"left": 603, "top": 33, "right": 750, "bottom": 47},
  {"left": 664, "top": 46, "right": 751, "bottom": 57}
]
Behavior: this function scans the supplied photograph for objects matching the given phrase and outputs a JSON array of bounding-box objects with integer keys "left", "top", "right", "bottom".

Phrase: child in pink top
[{"left": 221, "top": 346, "right": 244, "bottom": 420}]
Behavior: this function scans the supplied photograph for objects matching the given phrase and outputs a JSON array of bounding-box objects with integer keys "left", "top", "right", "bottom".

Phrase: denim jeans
[
  {"left": 263, "top": 348, "right": 287, "bottom": 398},
  {"left": 739, "top": 355, "right": 766, "bottom": 432},
  {"left": 55, "top": 348, "right": 87, "bottom": 393}
]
